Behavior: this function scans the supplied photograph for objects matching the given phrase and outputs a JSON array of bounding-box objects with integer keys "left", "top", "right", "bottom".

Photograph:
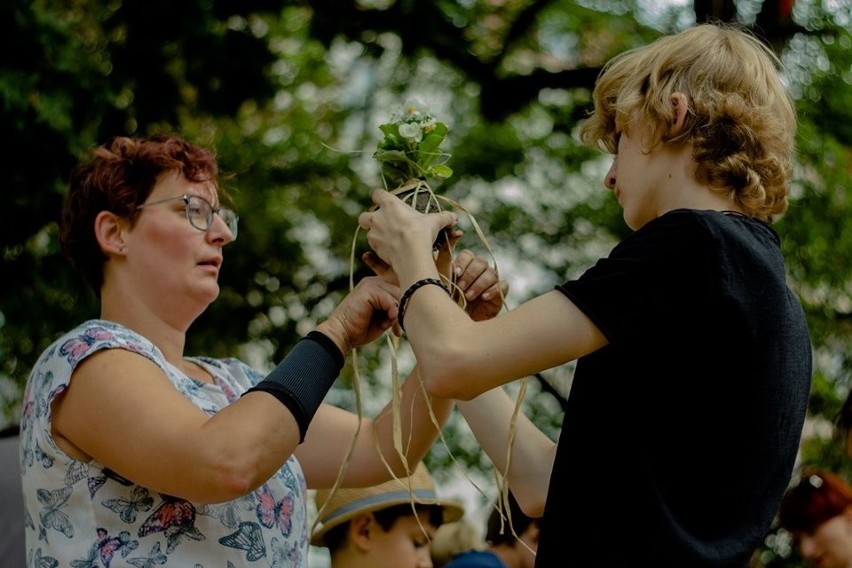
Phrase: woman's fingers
[{"left": 454, "top": 251, "right": 492, "bottom": 298}]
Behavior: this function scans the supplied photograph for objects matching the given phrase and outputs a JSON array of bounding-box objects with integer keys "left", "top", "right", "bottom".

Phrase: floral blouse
[{"left": 20, "top": 319, "right": 309, "bottom": 567}]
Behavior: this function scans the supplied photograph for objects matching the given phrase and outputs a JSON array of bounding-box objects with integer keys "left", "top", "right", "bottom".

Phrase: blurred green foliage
[{"left": 2, "top": 1, "right": 851, "bottom": 565}]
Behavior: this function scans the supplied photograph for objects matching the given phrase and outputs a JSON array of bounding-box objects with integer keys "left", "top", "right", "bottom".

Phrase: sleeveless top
[{"left": 20, "top": 319, "right": 310, "bottom": 567}]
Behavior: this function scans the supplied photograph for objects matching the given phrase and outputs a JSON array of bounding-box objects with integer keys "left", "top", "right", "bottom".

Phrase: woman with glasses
[
  {"left": 779, "top": 468, "right": 852, "bottom": 568},
  {"left": 19, "top": 134, "right": 506, "bottom": 566}
]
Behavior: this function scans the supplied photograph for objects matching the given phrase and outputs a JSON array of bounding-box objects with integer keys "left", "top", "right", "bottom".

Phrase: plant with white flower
[
  {"left": 373, "top": 98, "right": 453, "bottom": 213},
  {"left": 343, "top": 98, "right": 508, "bottom": 510}
]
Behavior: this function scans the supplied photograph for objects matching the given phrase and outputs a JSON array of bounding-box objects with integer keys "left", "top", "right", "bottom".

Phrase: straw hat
[{"left": 311, "top": 462, "right": 465, "bottom": 547}]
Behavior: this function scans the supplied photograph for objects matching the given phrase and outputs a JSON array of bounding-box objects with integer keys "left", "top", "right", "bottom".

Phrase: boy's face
[
  {"left": 603, "top": 99, "right": 694, "bottom": 230},
  {"left": 354, "top": 510, "right": 438, "bottom": 568},
  {"left": 604, "top": 128, "right": 675, "bottom": 230}
]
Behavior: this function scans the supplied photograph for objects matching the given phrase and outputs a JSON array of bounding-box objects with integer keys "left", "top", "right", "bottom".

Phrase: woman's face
[
  {"left": 121, "top": 171, "right": 234, "bottom": 321},
  {"left": 796, "top": 512, "right": 852, "bottom": 568}
]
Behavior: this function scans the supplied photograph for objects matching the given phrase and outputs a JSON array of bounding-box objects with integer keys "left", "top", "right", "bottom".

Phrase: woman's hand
[
  {"left": 452, "top": 249, "right": 508, "bottom": 322},
  {"left": 363, "top": 247, "right": 507, "bottom": 332},
  {"left": 316, "top": 276, "right": 401, "bottom": 353}
]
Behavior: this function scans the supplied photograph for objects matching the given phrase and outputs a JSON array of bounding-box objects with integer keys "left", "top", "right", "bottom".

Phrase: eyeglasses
[{"left": 137, "top": 194, "right": 239, "bottom": 240}]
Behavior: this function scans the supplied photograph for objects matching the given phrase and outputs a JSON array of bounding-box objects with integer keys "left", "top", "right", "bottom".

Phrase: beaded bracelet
[{"left": 398, "top": 277, "right": 449, "bottom": 333}]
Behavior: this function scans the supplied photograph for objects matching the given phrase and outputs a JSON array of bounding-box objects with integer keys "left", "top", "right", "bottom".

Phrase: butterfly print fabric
[{"left": 21, "top": 320, "right": 310, "bottom": 567}]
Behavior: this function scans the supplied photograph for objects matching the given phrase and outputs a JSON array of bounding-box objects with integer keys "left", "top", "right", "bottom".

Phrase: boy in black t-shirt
[{"left": 360, "top": 22, "right": 812, "bottom": 567}]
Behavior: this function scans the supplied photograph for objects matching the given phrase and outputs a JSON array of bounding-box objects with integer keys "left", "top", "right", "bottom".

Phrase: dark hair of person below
[{"left": 486, "top": 492, "right": 537, "bottom": 546}]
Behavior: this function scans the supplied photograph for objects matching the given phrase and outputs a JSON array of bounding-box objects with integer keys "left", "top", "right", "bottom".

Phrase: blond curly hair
[{"left": 580, "top": 22, "right": 796, "bottom": 223}]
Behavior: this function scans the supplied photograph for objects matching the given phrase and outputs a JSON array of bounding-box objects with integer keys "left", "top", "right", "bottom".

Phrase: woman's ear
[
  {"left": 94, "top": 210, "right": 128, "bottom": 256},
  {"left": 669, "top": 92, "right": 689, "bottom": 136}
]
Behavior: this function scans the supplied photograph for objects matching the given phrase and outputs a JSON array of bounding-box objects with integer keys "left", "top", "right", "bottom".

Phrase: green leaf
[
  {"left": 432, "top": 122, "right": 449, "bottom": 137},
  {"left": 378, "top": 123, "right": 400, "bottom": 137},
  {"left": 418, "top": 131, "right": 444, "bottom": 155},
  {"left": 429, "top": 164, "right": 453, "bottom": 179}
]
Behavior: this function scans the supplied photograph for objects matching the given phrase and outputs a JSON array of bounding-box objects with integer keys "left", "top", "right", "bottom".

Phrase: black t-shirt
[{"left": 536, "top": 210, "right": 811, "bottom": 567}]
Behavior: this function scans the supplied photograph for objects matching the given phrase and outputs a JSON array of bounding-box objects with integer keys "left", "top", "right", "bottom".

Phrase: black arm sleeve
[{"left": 243, "top": 331, "right": 345, "bottom": 442}]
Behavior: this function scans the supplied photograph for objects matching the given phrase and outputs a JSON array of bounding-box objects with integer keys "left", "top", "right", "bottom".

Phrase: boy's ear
[
  {"left": 94, "top": 210, "right": 128, "bottom": 256},
  {"left": 349, "top": 514, "right": 375, "bottom": 550},
  {"left": 669, "top": 92, "right": 689, "bottom": 136}
]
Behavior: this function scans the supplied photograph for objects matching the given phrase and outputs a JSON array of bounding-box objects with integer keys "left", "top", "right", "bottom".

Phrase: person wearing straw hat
[{"left": 312, "top": 462, "right": 464, "bottom": 568}]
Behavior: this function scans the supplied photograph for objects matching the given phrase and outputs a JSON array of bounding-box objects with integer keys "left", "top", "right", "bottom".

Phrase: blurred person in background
[
  {"left": 442, "top": 491, "right": 538, "bottom": 568},
  {"left": 779, "top": 468, "right": 852, "bottom": 568},
  {"left": 431, "top": 518, "right": 486, "bottom": 567}
]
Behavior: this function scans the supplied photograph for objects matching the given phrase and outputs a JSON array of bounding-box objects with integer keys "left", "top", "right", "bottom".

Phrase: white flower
[
  {"left": 401, "top": 98, "right": 429, "bottom": 121},
  {"left": 374, "top": 97, "right": 453, "bottom": 187},
  {"left": 398, "top": 122, "right": 424, "bottom": 143}
]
